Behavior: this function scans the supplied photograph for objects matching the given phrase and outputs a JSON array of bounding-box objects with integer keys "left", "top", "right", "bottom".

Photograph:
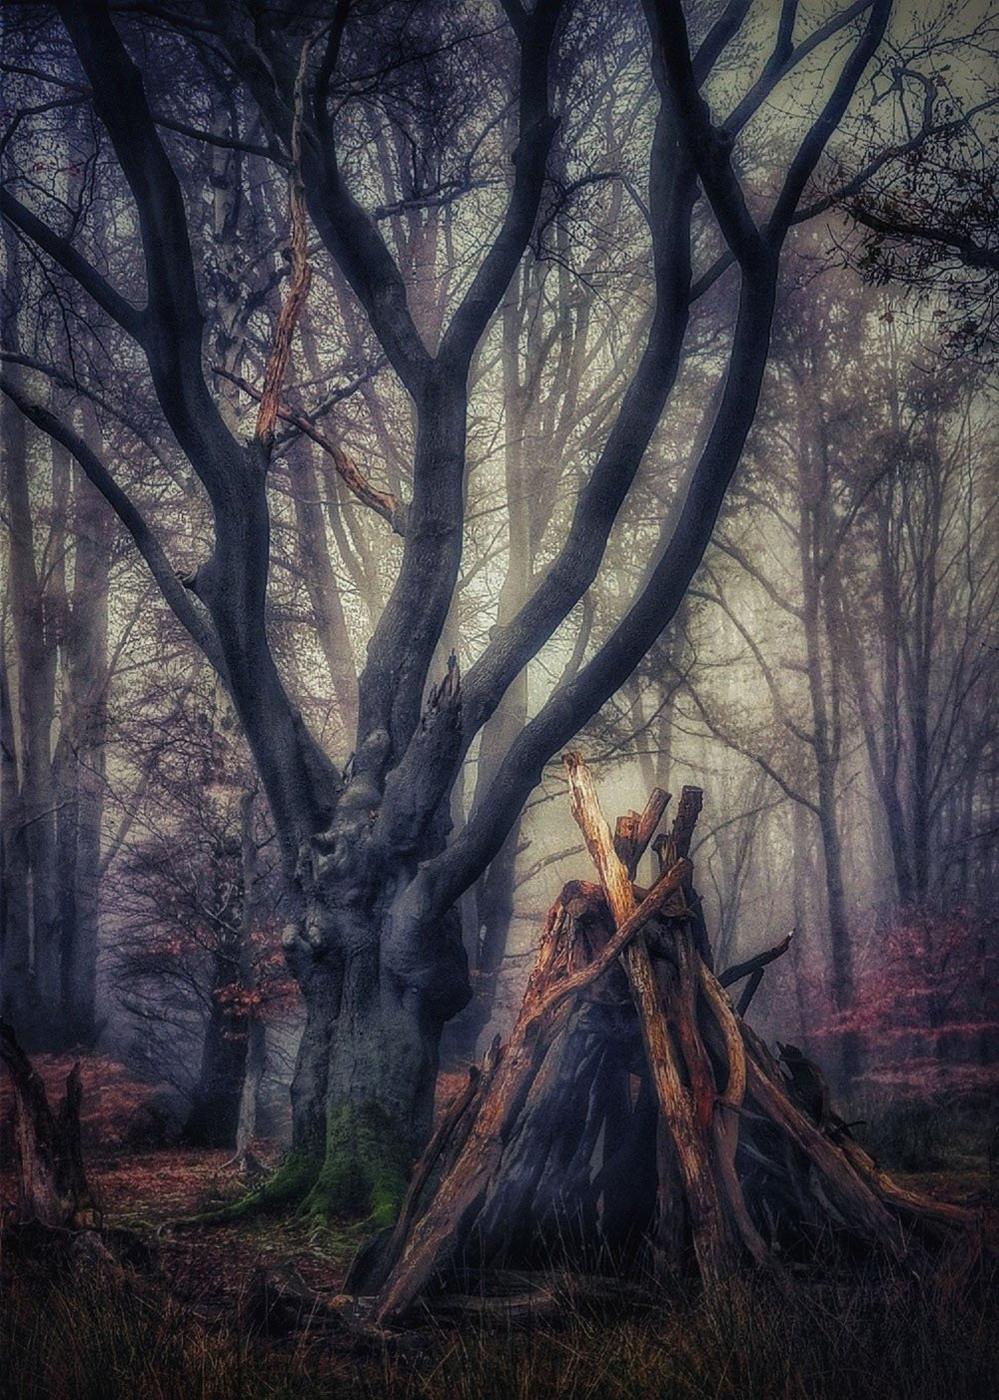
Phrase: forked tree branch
[
  {"left": 648, "top": 0, "right": 764, "bottom": 268},
  {"left": 215, "top": 367, "right": 407, "bottom": 534},
  {"left": 768, "top": 0, "right": 892, "bottom": 240},
  {"left": 54, "top": 0, "right": 248, "bottom": 502},
  {"left": 726, "top": 0, "right": 873, "bottom": 136},
  {"left": 458, "top": 0, "right": 846, "bottom": 764},
  {"left": 335, "top": 0, "right": 568, "bottom": 775},
  {"left": 438, "top": 0, "right": 563, "bottom": 372},
  {"left": 456, "top": 81, "right": 697, "bottom": 754},
  {"left": 421, "top": 257, "right": 777, "bottom": 913},
  {"left": 692, "top": 0, "right": 754, "bottom": 83},
  {"left": 414, "top": 0, "right": 892, "bottom": 914}
]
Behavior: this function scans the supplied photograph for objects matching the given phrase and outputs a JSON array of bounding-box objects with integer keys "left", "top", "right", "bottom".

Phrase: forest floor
[{"left": 1, "top": 1057, "right": 997, "bottom": 1399}]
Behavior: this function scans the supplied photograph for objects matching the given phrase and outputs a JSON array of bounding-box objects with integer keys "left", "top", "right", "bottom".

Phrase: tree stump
[
  {"left": 0, "top": 1020, "right": 97, "bottom": 1229},
  {"left": 349, "top": 757, "right": 976, "bottom": 1325}
]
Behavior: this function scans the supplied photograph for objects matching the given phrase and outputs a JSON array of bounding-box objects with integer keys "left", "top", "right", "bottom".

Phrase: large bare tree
[{"left": 1, "top": 0, "right": 896, "bottom": 1216}]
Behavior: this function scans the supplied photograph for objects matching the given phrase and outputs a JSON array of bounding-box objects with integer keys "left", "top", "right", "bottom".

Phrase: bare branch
[
  {"left": 768, "top": 0, "right": 892, "bottom": 241},
  {"left": 438, "top": 0, "right": 563, "bottom": 372},
  {"left": 0, "top": 190, "right": 144, "bottom": 339},
  {"left": 648, "top": 0, "right": 764, "bottom": 267},
  {"left": 215, "top": 367, "right": 406, "bottom": 534},
  {"left": 725, "top": 0, "right": 873, "bottom": 136},
  {"left": 849, "top": 206, "right": 999, "bottom": 274},
  {"left": 54, "top": 0, "right": 247, "bottom": 499},
  {"left": 255, "top": 34, "right": 316, "bottom": 448},
  {"left": 0, "top": 372, "right": 227, "bottom": 678},
  {"left": 720, "top": 930, "right": 794, "bottom": 988}
]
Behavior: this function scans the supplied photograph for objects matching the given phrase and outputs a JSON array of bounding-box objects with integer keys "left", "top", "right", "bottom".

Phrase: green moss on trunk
[
  {"left": 300, "top": 1104, "right": 408, "bottom": 1227},
  {"left": 176, "top": 1107, "right": 409, "bottom": 1229}
]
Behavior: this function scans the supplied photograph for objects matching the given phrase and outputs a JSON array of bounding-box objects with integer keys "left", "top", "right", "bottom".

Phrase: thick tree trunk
[{"left": 288, "top": 922, "right": 454, "bottom": 1225}]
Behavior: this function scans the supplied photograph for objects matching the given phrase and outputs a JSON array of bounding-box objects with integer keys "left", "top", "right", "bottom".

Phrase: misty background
[{"left": 1, "top": 0, "right": 995, "bottom": 1157}]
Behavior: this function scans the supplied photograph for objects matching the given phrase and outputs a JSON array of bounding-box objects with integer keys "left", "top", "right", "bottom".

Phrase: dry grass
[
  {"left": 2, "top": 1245, "right": 995, "bottom": 1400},
  {"left": 3, "top": 1077, "right": 994, "bottom": 1399}
]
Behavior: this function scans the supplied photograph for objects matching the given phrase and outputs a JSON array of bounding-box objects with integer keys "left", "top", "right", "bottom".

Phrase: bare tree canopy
[{"left": 2, "top": 0, "right": 994, "bottom": 1227}]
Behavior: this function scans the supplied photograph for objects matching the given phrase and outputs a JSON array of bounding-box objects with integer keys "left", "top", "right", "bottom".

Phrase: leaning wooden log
[
  {"left": 363, "top": 758, "right": 978, "bottom": 1326},
  {"left": 368, "top": 858, "right": 692, "bottom": 1319},
  {"left": 0, "top": 1020, "right": 98, "bottom": 1229},
  {"left": 565, "top": 753, "right": 737, "bottom": 1287}
]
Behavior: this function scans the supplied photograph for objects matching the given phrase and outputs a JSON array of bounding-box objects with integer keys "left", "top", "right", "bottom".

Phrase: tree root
[
  {"left": 169, "top": 1149, "right": 321, "bottom": 1228},
  {"left": 172, "top": 1110, "right": 409, "bottom": 1231}
]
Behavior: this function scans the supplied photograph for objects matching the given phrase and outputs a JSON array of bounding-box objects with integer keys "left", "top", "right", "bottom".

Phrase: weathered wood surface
[
  {"left": 373, "top": 853, "right": 692, "bottom": 1321},
  {"left": 565, "top": 752, "right": 736, "bottom": 1285},
  {"left": 0, "top": 1019, "right": 97, "bottom": 1228},
  {"left": 364, "top": 756, "right": 977, "bottom": 1325}
]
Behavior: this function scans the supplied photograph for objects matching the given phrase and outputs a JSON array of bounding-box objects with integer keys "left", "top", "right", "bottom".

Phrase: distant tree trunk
[
  {"left": 2, "top": 357, "right": 61, "bottom": 1046},
  {"left": 233, "top": 1016, "right": 266, "bottom": 1162},
  {"left": 0, "top": 627, "right": 32, "bottom": 1034},
  {"left": 797, "top": 418, "right": 854, "bottom": 1028},
  {"left": 185, "top": 971, "right": 250, "bottom": 1150},
  {"left": 790, "top": 801, "right": 814, "bottom": 1042},
  {"left": 814, "top": 767, "right": 851, "bottom": 1010},
  {"left": 871, "top": 491, "right": 916, "bottom": 903},
  {"left": 233, "top": 788, "right": 266, "bottom": 1161},
  {"left": 56, "top": 414, "right": 111, "bottom": 1047}
]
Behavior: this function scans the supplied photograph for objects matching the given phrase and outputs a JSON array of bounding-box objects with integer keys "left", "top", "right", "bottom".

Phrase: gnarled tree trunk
[{"left": 286, "top": 874, "right": 469, "bottom": 1225}]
